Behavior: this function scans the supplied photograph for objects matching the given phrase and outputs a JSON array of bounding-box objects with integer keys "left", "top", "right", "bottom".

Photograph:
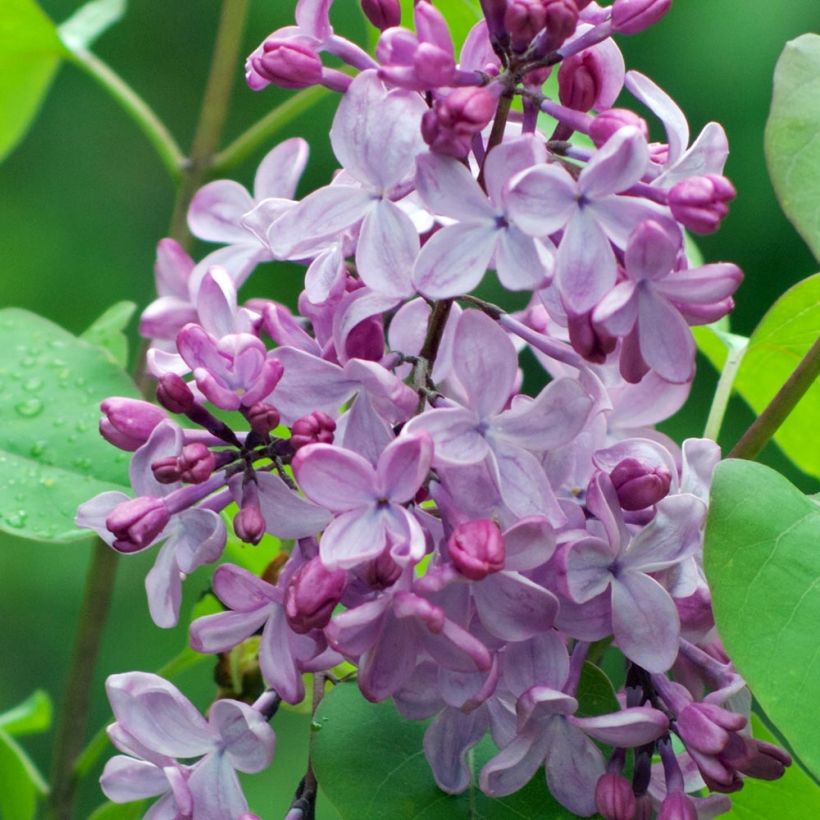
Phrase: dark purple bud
[
  {"left": 676, "top": 701, "right": 745, "bottom": 755},
  {"left": 668, "top": 174, "right": 736, "bottom": 235},
  {"left": 505, "top": 0, "right": 547, "bottom": 51},
  {"left": 252, "top": 38, "right": 324, "bottom": 89},
  {"left": 610, "top": 458, "right": 672, "bottom": 510},
  {"left": 589, "top": 108, "right": 649, "bottom": 147},
  {"left": 291, "top": 411, "right": 336, "bottom": 451},
  {"left": 156, "top": 373, "right": 195, "bottom": 414},
  {"left": 235, "top": 481, "right": 265, "bottom": 545},
  {"left": 558, "top": 50, "right": 604, "bottom": 111},
  {"left": 595, "top": 772, "right": 636, "bottom": 820},
  {"left": 567, "top": 310, "right": 617, "bottom": 363},
  {"left": 542, "top": 0, "right": 580, "bottom": 51},
  {"left": 361, "top": 0, "right": 401, "bottom": 30},
  {"left": 722, "top": 735, "right": 791, "bottom": 781},
  {"left": 345, "top": 315, "right": 385, "bottom": 361},
  {"left": 247, "top": 402, "right": 281, "bottom": 438},
  {"left": 448, "top": 519, "right": 505, "bottom": 581},
  {"left": 100, "top": 398, "right": 167, "bottom": 452},
  {"left": 633, "top": 794, "right": 654, "bottom": 820},
  {"left": 611, "top": 0, "right": 672, "bottom": 35},
  {"left": 151, "top": 455, "right": 182, "bottom": 485},
  {"left": 422, "top": 86, "right": 499, "bottom": 157},
  {"left": 363, "top": 548, "right": 403, "bottom": 589},
  {"left": 106, "top": 497, "right": 169, "bottom": 553},
  {"left": 658, "top": 791, "right": 699, "bottom": 820},
  {"left": 285, "top": 557, "right": 347, "bottom": 633}
]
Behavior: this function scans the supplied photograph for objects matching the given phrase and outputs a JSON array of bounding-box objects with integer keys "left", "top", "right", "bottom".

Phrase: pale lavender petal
[
  {"left": 188, "top": 180, "right": 254, "bottom": 244},
  {"left": 259, "top": 605, "right": 305, "bottom": 704},
  {"left": 625, "top": 70, "right": 689, "bottom": 165},
  {"left": 139, "top": 297, "right": 197, "bottom": 341},
  {"left": 326, "top": 597, "right": 390, "bottom": 657},
  {"left": 480, "top": 727, "right": 551, "bottom": 797},
  {"left": 154, "top": 238, "right": 193, "bottom": 300},
  {"left": 196, "top": 268, "right": 239, "bottom": 339},
  {"left": 654, "top": 263, "right": 742, "bottom": 304},
  {"left": 172, "top": 509, "right": 226, "bottom": 574},
  {"left": 680, "top": 438, "right": 721, "bottom": 500},
  {"left": 591, "top": 195, "right": 675, "bottom": 249},
  {"left": 76, "top": 491, "right": 130, "bottom": 544},
  {"left": 339, "top": 393, "right": 393, "bottom": 466},
  {"left": 657, "top": 122, "right": 729, "bottom": 187},
  {"left": 503, "top": 517, "right": 556, "bottom": 572},
  {"left": 543, "top": 719, "right": 604, "bottom": 817},
  {"left": 579, "top": 127, "right": 649, "bottom": 199},
  {"left": 473, "top": 571, "right": 558, "bottom": 641},
  {"left": 304, "top": 244, "right": 345, "bottom": 304},
  {"left": 453, "top": 308, "right": 517, "bottom": 419},
  {"left": 484, "top": 136, "right": 547, "bottom": 207},
  {"left": 506, "top": 163, "right": 577, "bottom": 237},
  {"left": 319, "top": 507, "right": 387, "bottom": 569},
  {"left": 492, "top": 446, "right": 565, "bottom": 525},
  {"left": 187, "top": 753, "right": 248, "bottom": 820},
  {"left": 421, "top": 617, "right": 492, "bottom": 674},
  {"left": 211, "top": 563, "right": 276, "bottom": 611},
  {"left": 292, "top": 443, "right": 376, "bottom": 511},
  {"left": 413, "top": 222, "right": 498, "bottom": 299},
  {"left": 491, "top": 377, "right": 593, "bottom": 452},
  {"left": 385, "top": 506, "right": 428, "bottom": 567},
  {"left": 105, "top": 673, "right": 215, "bottom": 758},
  {"left": 424, "top": 708, "right": 487, "bottom": 794},
  {"left": 356, "top": 199, "right": 417, "bottom": 297},
  {"left": 296, "top": 0, "right": 332, "bottom": 39},
  {"left": 377, "top": 434, "right": 433, "bottom": 502},
  {"left": 494, "top": 227, "right": 553, "bottom": 291},
  {"left": 254, "top": 471, "right": 332, "bottom": 538},
  {"left": 593, "top": 281, "right": 638, "bottom": 335},
  {"left": 190, "top": 244, "right": 264, "bottom": 292},
  {"left": 130, "top": 420, "right": 183, "bottom": 497},
  {"left": 344, "top": 359, "right": 418, "bottom": 422},
  {"left": 571, "top": 706, "right": 668, "bottom": 747},
  {"left": 611, "top": 570, "right": 680, "bottom": 673},
  {"left": 189, "top": 609, "right": 270, "bottom": 654},
  {"left": 332, "top": 288, "right": 402, "bottom": 364},
  {"left": 209, "top": 699, "right": 275, "bottom": 773},
  {"left": 100, "top": 756, "right": 171, "bottom": 802},
  {"left": 254, "top": 137, "right": 309, "bottom": 200},
  {"left": 359, "top": 616, "right": 419, "bottom": 701},
  {"left": 556, "top": 209, "right": 616, "bottom": 314},
  {"left": 625, "top": 219, "right": 680, "bottom": 282},
  {"left": 564, "top": 537, "right": 614, "bottom": 603},
  {"left": 415, "top": 152, "right": 494, "bottom": 221},
  {"left": 638, "top": 286, "right": 695, "bottom": 383},
  {"left": 145, "top": 540, "right": 183, "bottom": 629},
  {"left": 502, "top": 633, "right": 569, "bottom": 696},
  {"left": 404, "top": 407, "right": 488, "bottom": 466}
]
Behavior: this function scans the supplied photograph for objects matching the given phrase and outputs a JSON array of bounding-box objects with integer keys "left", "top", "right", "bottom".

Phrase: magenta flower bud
[
  {"left": 361, "top": 0, "right": 401, "bottom": 30},
  {"left": 558, "top": 50, "right": 604, "bottom": 111},
  {"left": 345, "top": 315, "right": 385, "bottom": 361},
  {"left": 448, "top": 519, "right": 505, "bottom": 581},
  {"left": 363, "top": 548, "right": 403, "bottom": 589},
  {"left": 505, "top": 0, "right": 547, "bottom": 51},
  {"left": 234, "top": 506, "right": 266, "bottom": 545},
  {"left": 658, "top": 791, "right": 698, "bottom": 820},
  {"left": 290, "top": 411, "right": 336, "bottom": 451},
  {"left": 156, "top": 373, "right": 195, "bottom": 414},
  {"left": 676, "top": 701, "right": 746, "bottom": 756},
  {"left": 595, "top": 772, "right": 637, "bottom": 820},
  {"left": 422, "top": 86, "right": 498, "bottom": 157},
  {"left": 247, "top": 402, "right": 281, "bottom": 438},
  {"left": 285, "top": 557, "right": 347, "bottom": 634},
  {"left": 589, "top": 108, "right": 649, "bottom": 147},
  {"left": 252, "top": 38, "right": 323, "bottom": 89},
  {"left": 178, "top": 443, "right": 216, "bottom": 484},
  {"left": 541, "top": 0, "right": 580, "bottom": 52},
  {"left": 611, "top": 0, "right": 672, "bottom": 35},
  {"left": 106, "top": 497, "right": 169, "bottom": 553},
  {"left": 609, "top": 458, "right": 672, "bottom": 511},
  {"left": 668, "top": 174, "right": 736, "bottom": 235},
  {"left": 727, "top": 737, "right": 791, "bottom": 780},
  {"left": 151, "top": 455, "right": 182, "bottom": 485},
  {"left": 99, "top": 398, "right": 166, "bottom": 452}
]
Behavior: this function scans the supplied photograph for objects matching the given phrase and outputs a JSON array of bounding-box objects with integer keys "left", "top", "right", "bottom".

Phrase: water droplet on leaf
[{"left": 15, "top": 398, "right": 43, "bottom": 418}]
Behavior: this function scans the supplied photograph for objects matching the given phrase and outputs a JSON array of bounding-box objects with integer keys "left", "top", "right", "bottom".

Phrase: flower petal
[
  {"left": 356, "top": 199, "right": 418, "bottom": 297},
  {"left": 293, "top": 443, "right": 377, "bottom": 511},
  {"left": 253, "top": 137, "right": 309, "bottom": 200}
]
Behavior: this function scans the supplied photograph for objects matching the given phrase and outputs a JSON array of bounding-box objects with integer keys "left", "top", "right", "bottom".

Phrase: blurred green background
[{"left": 0, "top": 1, "right": 818, "bottom": 817}]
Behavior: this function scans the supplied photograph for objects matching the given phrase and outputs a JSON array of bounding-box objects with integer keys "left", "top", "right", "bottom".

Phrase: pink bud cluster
[{"left": 79, "top": 1, "right": 787, "bottom": 818}]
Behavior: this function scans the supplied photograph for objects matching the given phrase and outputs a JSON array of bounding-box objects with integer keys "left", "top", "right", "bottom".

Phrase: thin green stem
[
  {"left": 213, "top": 86, "right": 331, "bottom": 175},
  {"left": 703, "top": 340, "right": 747, "bottom": 442},
  {"left": 168, "top": 0, "right": 251, "bottom": 243},
  {"left": 69, "top": 48, "right": 184, "bottom": 182},
  {"left": 729, "top": 336, "right": 820, "bottom": 461},
  {"left": 46, "top": 541, "right": 118, "bottom": 820}
]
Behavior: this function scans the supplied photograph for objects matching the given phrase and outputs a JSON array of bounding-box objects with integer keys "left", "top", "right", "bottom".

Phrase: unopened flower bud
[
  {"left": 610, "top": 458, "right": 672, "bottom": 510},
  {"left": 363, "top": 548, "right": 403, "bottom": 589},
  {"left": 100, "top": 398, "right": 166, "bottom": 451},
  {"left": 505, "top": 0, "right": 547, "bottom": 51},
  {"left": 247, "top": 402, "right": 281, "bottom": 438},
  {"left": 234, "top": 481, "right": 265, "bottom": 545},
  {"left": 668, "top": 174, "right": 736, "bottom": 235},
  {"left": 541, "top": 0, "right": 580, "bottom": 52},
  {"left": 676, "top": 701, "right": 746, "bottom": 756},
  {"left": 290, "top": 411, "right": 336, "bottom": 451},
  {"left": 361, "top": 0, "right": 401, "bottom": 30},
  {"left": 285, "top": 557, "right": 347, "bottom": 633},
  {"left": 590, "top": 108, "right": 649, "bottom": 147},
  {"left": 558, "top": 50, "right": 604, "bottom": 111},
  {"left": 658, "top": 791, "right": 698, "bottom": 820},
  {"left": 252, "top": 38, "right": 323, "bottom": 89},
  {"left": 612, "top": 0, "right": 672, "bottom": 35},
  {"left": 156, "top": 373, "right": 195, "bottom": 414},
  {"left": 106, "top": 497, "right": 169, "bottom": 553},
  {"left": 448, "top": 519, "right": 505, "bottom": 581},
  {"left": 345, "top": 316, "right": 385, "bottom": 361},
  {"left": 422, "top": 86, "right": 498, "bottom": 157},
  {"left": 595, "top": 772, "right": 636, "bottom": 820},
  {"left": 724, "top": 736, "right": 791, "bottom": 781},
  {"left": 178, "top": 443, "right": 216, "bottom": 483}
]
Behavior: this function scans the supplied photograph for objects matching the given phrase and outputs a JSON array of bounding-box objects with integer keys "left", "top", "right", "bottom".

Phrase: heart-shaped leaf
[{"left": 705, "top": 460, "right": 820, "bottom": 778}]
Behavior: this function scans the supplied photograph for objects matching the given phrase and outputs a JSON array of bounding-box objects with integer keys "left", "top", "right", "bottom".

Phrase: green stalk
[{"left": 703, "top": 338, "right": 748, "bottom": 442}]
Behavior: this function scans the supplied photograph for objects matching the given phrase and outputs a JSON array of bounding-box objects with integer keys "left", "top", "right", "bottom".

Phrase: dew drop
[
  {"left": 30, "top": 440, "right": 46, "bottom": 458},
  {"left": 20, "top": 356, "right": 35, "bottom": 368},
  {"left": 40, "top": 477, "right": 55, "bottom": 489},
  {"left": 4, "top": 511, "right": 27, "bottom": 529},
  {"left": 24, "top": 377, "right": 43, "bottom": 392},
  {"left": 15, "top": 398, "right": 43, "bottom": 418}
]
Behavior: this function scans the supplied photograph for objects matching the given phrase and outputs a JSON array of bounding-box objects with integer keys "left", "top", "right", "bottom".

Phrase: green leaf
[
  {"left": 0, "top": 0, "right": 66, "bottom": 162},
  {"left": 576, "top": 662, "right": 619, "bottom": 718},
  {"left": 0, "top": 728, "right": 47, "bottom": 820},
  {"left": 765, "top": 34, "right": 820, "bottom": 261},
  {"left": 0, "top": 690, "right": 52, "bottom": 736},
  {"left": 59, "top": 0, "right": 126, "bottom": 52},
  {"left": 313, "top": 682, "right": 581, "bottom": 819},
  {"left": 726, "top": 715, "right": 820, "bottom": 818},
  {"left": 88, "top": 800, "right": 146, "bottom": 820},
  {"left": 0, "top": 308, "right": 139, "bottom": 542},
  {"left": 81, "top": 300, "right": 137, "bottom": 367},
  {"left": 704, "top": 460, "right": 820, "bottom": 779},
  {"left": 695, "top": 274, "right": 820, "bottom": 478}
]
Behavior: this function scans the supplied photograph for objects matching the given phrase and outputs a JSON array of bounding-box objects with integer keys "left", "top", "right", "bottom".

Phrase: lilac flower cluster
[{"left": 78, "top": 1, "right": 790, "bottom": 817}]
